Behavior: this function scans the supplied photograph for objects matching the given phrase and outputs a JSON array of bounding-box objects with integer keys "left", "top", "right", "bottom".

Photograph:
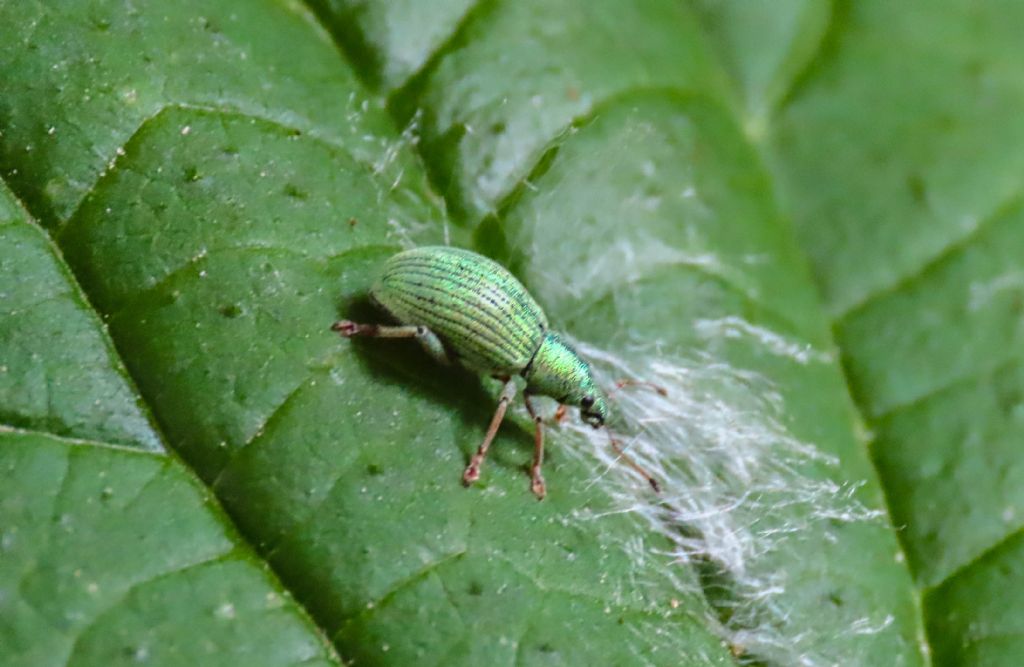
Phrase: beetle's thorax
[{"left": 524, "top": 332, "right": 608, "bottom": 426}]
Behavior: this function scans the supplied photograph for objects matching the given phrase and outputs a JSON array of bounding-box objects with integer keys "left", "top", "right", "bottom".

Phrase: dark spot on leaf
[
  {"left": 467, "top": 581, "right": 483, "bottom": 596},
  {"left": 366, "top": 463, "right": 384, "bottom": 476},
  {"left": 828, "top": 591, "right": 844, "bottom": 607},
  {"left": 221, "top": 145, "right": 239, "bottom": 156},
  {"left": 219, "top": 304, "right": 243, "bottom": 319},
  {"left": 906, "top": 173, "right": 926, "bottom": 205},
  {"left": 348, "top": 217, "right": 358, "bottom": 228},
  {"left": 994, "top": 370, "right": 1023, "bottom": 416},
  {"left": 183, "top": 165, "right": 201, "bottom": 183},
  {"left": 489, "top": 121, "right": 506, "bottom": 135},
  {"left": 199, "top": 17, "right": 221, "bottom": 34},
  {"left": 283, "top": 183, "right": 307, "bottom": 199},
  {"left": 538, "top": 643, "right": 556, "bottom": 654}
]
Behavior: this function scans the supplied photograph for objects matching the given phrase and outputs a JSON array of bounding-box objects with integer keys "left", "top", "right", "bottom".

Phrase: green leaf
[
  {"left": 0, "top": 429, "right": 339, "bottom": 667},
  {"left": 487, "top": 85, "right": 920, "bottom": 667},
  {"left": 6, "top": 0, "right": 986, "bottom": 665},
  {"left": 0, "top": 184, "right": 159, "bottom": 450},
  {"left": 391, "top": 0, "right": 730, "bottom": 221},
  {"left": 305, "top": 0, "right": 479, "bottom": 92},
  {"left": 690, "top": 0, "right": 831, "bottom": 129},
  {"left": 700, "top": 0, "right": 1024, "bottom": 664},
  {"left": 0, "top": 186, "right": 338, "bottom": 666}
]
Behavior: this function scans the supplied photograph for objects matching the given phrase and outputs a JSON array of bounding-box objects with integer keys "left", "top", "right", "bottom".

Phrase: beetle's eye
[{"left": 581, "top": 395, "right": 595, "bottom": 409}]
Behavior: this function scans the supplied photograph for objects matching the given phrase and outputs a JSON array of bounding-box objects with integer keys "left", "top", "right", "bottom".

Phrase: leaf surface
[
  {"left": 0, "top": 0, "right": 962, "bottom": 665},
  {"left": 0, "top": 183, "right": 339, "bottom": 667},
  {"left": 696, "top": 0, "right": 1024, "bottom": 663}
]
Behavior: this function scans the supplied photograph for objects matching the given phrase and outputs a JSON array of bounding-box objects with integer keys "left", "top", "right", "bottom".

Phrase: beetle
[{"left": 332, "top": 245, "right": 659, "bottom": 499}]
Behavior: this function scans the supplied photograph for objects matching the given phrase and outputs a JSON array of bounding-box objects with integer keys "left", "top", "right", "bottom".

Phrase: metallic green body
[
  {"left": 372, "top": 246, "right": 547, "bottom": 375},
  {"left": 371, "top": 246, "right": 608, "bottom": 425}
]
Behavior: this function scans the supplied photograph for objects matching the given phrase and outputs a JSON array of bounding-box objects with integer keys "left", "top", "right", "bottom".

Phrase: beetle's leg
[
  {"left": 414, "top": 327, "right": 451, "bottom": 366},
  {"left": 607, "top": 432, "right": 661, "bottom": 493},
  {"left": 523, "top": 394, "right": 546, "bottom": 500},
  {"left": 552, "top": 404, "right": 567, "bottom": 424},
  {"left": 332, "top": 320, "right": 418, "bottom": 338},
  {"left": 610, "top": 378, "right": 668, "bottom": 398},
  {"left": 462, "top": 378, "right": 517, "bottom": 487},
  {"left": 332, "top": 320, "right": 451, "bottom": 365}
]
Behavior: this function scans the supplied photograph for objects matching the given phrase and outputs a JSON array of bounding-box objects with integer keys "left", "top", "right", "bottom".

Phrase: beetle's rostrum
[{"left": 332, "top": 245, "right": 658, "bottom": 499}]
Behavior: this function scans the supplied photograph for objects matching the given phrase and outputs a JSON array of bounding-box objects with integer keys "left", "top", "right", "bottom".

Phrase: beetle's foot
[
  {"left": 462, "top": 462, "right": 481, "bottom": 486},
  {"left": 530, "top": 471, "right": 546, "bottom": 500},
  {"left": 331, "top": 320, "right": 359, "bottom": 337}
]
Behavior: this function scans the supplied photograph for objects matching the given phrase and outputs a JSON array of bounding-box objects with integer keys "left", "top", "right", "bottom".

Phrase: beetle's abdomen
[{"left": 371, "top": 246, "right": 548, "bottom": 374}]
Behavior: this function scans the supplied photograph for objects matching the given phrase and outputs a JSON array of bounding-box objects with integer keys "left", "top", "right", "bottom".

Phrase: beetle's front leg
[
  {"left": 332, "top": 320, "right": 451, "bottom": 365},
  {"left": 462, "top": 378, "right": 517, "bottom": 488},
  {"left": 552, "top": 404, "right": 567, "bottom": 424},
  {"left": 524, "top": 394, "right": 546, "bottom": 500}
]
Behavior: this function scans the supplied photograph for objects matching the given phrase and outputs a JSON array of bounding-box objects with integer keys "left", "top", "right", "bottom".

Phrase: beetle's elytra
[{"left": 333, "top": 245, "right": 659, "bottom": 499}]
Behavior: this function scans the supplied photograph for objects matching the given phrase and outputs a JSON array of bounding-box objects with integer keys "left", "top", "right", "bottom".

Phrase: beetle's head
[
  {"left": 525, "top": 332, "right": 608, "bottom": 428},
  {"left": 579, "top": 391, "right": 608, "bottom": 428}
]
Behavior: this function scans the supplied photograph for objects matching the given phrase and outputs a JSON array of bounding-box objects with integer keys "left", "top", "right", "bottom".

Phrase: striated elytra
[{"left": 333, "top": 245, "right": 659, "bottom": 499}]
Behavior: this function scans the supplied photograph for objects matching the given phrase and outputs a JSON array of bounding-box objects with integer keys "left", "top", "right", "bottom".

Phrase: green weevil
[{"left": 332, "top": 245, "right": 659, "bottom": 499}]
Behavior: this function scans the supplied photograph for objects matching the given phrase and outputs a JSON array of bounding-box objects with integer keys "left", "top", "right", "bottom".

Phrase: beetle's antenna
[
  {"left": 605, "top": 428, "right": 661, "bottom": 493},
  {"left": 608, "top": 378, "right": 668, "bottom": 400}
]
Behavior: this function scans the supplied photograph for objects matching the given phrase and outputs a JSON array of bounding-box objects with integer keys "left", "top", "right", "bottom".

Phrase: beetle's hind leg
[
  {"left": 462, "top": 378, "right": 517, "bottom": 488},
  {"left": 524, "top": 394, "right": 546, "bottom": 500},
  {"left": 332, "top": 320, "right": 451, "bottom": 365}
]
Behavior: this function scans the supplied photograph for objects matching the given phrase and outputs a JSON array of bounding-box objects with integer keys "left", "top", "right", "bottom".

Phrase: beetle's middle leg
[
  {"left": 524, "top": 394, "right": 546, "bottom": 500},
  {"left": 462, "top": 378, "right": 517, "bottom": 487},
  {"left": 332, "top": 320, "right": 450, "bottom": 365}
]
